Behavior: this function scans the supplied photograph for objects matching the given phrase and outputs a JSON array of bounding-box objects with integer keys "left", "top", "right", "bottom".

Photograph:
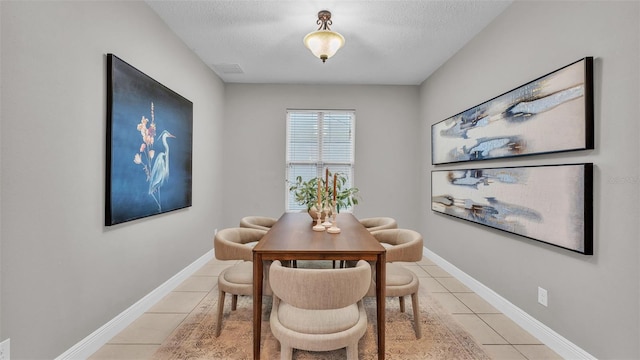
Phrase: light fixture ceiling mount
[{"left": 303, "top": 10, "right": 345, "bottom": 63}]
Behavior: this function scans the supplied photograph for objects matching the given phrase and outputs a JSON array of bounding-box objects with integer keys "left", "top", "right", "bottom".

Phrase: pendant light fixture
[{"left": 303, "top": 10, "right": 345, "bottom": 63}]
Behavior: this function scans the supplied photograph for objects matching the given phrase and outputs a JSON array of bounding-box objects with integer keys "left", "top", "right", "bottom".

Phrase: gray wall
[
  {"left": 420, "top": 1, "right": 639, "bottom": 358},
  {"left": 2, "top": 1, "right": 638, "bottom": 359},
  {"left": 0, "top": 1, "right": 225, "bottom": 359},
  {"left": 222, "top": 84, "right": 421, "bottom": 230}
]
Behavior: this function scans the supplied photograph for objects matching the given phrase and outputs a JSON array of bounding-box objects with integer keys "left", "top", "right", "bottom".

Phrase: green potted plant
[{"left": 289, "top": 172, "right": 360, "bottom": 216}]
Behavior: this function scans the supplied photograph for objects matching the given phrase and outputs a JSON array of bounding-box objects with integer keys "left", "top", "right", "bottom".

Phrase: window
[{"left": 286, "top": 110, "right": 356, "bottom": 211}]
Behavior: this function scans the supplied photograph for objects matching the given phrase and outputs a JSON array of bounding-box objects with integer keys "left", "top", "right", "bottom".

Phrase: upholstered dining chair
[
  {"left": 240, "top": 215, "right": 300, "bottom": 268},
  {"left": 359, "top": 217, "right": 398, "bottom": 232},
  {"left": 239, "top": 215, "right": 289, "bottom": 264},
  {"left": 333, "top": 217, "right": 398, "bottom": 268},
  {"left": 367, "top": 228, "right": 424, "bottom": 338},
  {"left": 213, "top": 227, "right": 267, "bottom": 337},
  {"left": 269, "top": 259, "right": 371, "bottom": 360},
  {"left": 239, "top": 215, "right": 278, "bottom": 231}
]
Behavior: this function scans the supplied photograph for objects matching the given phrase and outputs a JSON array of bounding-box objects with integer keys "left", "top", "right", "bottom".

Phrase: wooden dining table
[{"left": 252, "top": 212, "right": 387, "bottom": 359}]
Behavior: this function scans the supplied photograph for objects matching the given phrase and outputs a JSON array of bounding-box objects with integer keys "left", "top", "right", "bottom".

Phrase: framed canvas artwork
[
  {"left": 431, "top": 163, "right": 593, "bottom": 254},
  {"left": 106, "top": 54, "right": 193, "bottom": 226},
  {"left": 431, "top": 57, "right": 593, "bottom": 165}
]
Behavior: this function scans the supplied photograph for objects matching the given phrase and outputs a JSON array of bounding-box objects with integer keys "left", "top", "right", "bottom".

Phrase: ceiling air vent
[{"left": 213, "top": 63, "right": 244, "bottom": 74}]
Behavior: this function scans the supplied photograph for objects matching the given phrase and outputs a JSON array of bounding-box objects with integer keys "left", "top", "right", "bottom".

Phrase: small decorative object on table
[
  {"left": 312, "top": 179, "right": 325, "bottom": 231},
  {"left": 327, "top": 219, "right": 340, "bottom": 233},
  {"left": 313, "top": 208, "right": 325, "bottom": 231},
  {"left": 322, "top": 202, "right": 332, "bottom": 228},
  {"left": 327, "top": 199, "right": 341, "bottom": 234}
]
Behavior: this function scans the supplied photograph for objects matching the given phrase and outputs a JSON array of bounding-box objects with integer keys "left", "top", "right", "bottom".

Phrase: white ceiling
[{"left": 146, "top": 0, "right": 512, "bottom": 85}]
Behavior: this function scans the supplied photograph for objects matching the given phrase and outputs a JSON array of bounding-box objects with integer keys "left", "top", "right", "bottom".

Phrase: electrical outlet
[
  {"left": 538, "top": 287, "right": 548, "bottom": 307},
  {"left": 214, "top": 228, "right": 218, "bottom": 236},
  {"left": 0, "top": 338, "right": 10, "bottom": 360}
]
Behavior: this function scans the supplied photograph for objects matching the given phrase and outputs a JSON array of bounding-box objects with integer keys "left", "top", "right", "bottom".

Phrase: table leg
[
  {"left": 253, "top": 253, "right": 263, "bottom": 360},
  {"left": 376, "top": 253, "right": 386, "bottom": 359}
]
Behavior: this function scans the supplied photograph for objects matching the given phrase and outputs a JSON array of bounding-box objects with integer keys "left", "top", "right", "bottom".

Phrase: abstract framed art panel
[
  {"left": 431, "top": 57, "right": 593, "bottom": 165},
  {"left": 431, "top": 163, "right": 593, "bottom": 254},
  {"left": 106, "top": 54, "right": 193, "bottom": 226}
]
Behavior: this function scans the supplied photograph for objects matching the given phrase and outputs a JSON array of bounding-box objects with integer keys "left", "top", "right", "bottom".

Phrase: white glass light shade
[{"left": 303, "top": 30, "right": 345, "bottom": 62}]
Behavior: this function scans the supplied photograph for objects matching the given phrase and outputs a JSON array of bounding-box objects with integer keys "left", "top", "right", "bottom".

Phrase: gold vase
[{"left": 307, "top": 205, "right": 332, "bottom": 222}]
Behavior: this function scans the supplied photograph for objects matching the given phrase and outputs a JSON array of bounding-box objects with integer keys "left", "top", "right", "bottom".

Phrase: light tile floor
[{"left": 89, "top": 257, "right": 563, "bottom": 359}]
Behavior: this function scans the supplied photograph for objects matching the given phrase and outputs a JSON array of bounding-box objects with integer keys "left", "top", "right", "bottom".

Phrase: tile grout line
[
  {"left": 435, "top": 266, "right": 515, "bottom": 359},
  {"left": 434, "top": 270, "right": 540, "bottom": 360}
]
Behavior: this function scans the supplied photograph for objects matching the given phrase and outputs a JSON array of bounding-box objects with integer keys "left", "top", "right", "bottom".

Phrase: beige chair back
[
  {"left": 269, "top": 260, "right": 371, "bottom": 310},
  {"left": 214, "top": 227, "right": 266, "bottom": 261},
  {"left": 239, "top": 216, "right": 278, "bottom": 231},
  {"left": 371, "top": 228, "right": 423, "bottom": 262},
  {"left": 359, "top": 217, "right": 398, "bottom": 232}
]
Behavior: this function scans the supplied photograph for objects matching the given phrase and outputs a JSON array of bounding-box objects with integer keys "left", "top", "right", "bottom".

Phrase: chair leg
[
  {"left": 280, "top": 344, "right": 293, "bottom": 360},
  {"left": 346, "top": 344, "right": 359, "bottom": 360},
  {"left": 411, "top": 292, "right": 421, "bottom": 339},
  {"left": 231, "top": 294, "right": 238, "bottom": 310},
  {"left": 332, "top": 260, "right": 347, "bottom": 268},
  {"left": 216, "top": 290, "right": 226, "bottom": 337},
  {"left": 399, "top": 296, "right": 405, "bottom": 313}
]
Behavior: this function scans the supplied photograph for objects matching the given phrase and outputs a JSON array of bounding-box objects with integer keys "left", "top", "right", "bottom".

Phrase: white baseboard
[
  {"left": 56, "top": 249, "right": 214, "bottom": 360},
  {"left": 423, "top": 247, "right": 596, "bottom": 360}
]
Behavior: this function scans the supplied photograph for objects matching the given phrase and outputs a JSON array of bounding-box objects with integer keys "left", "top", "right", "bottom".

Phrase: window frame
[{"left": 285, "top": 109, "right": 356, "bottom": 212}]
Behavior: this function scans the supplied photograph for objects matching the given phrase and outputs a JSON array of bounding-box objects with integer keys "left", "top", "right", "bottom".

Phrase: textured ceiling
[{"left": 146, "top": 0, "right": 512, "bottom": 85}]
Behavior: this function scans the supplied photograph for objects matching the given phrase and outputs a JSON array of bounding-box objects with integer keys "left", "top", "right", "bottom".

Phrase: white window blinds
[{"left": 286, "top": 110, "right": 356, "bottom": 211}]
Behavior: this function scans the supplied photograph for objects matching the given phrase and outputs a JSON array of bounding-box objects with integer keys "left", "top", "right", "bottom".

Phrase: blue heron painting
[
  {"left": 106, "top": 54, "right": 193, "bottom": 225},
  {"left": 133, "top": 104, "right": 177, "bottom": 212},
  {"left": 148, "top": 130, "right": 176, "bottom": 210}
]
